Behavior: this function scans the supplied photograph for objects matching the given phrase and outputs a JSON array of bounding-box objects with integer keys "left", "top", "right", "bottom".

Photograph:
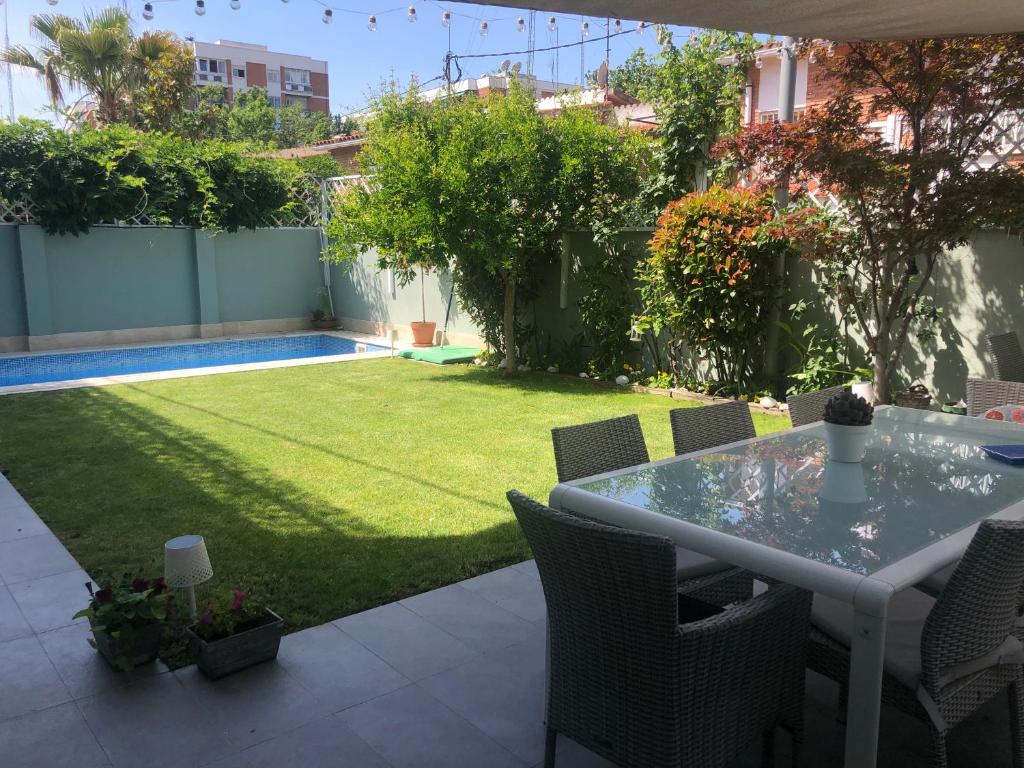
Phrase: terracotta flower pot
[{"left": 410, "top": 321, "right": 436, "bottom": 347}]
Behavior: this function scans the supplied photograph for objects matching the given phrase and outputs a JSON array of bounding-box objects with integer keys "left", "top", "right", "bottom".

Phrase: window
[
  {"left": 268, "top": 95, "right": 281, "bottom": 107},
  {"left": 267, "top": 70, "right": 279, "bottom": 83},
  {"left": 198, "top": 58, "right": 208, "bottom": 72},
  {"left": 234, "top": 67, "right": 245, "bottom": 79},
  {"left": 283, "top": 68, "right": 311, "bottom": 90}
]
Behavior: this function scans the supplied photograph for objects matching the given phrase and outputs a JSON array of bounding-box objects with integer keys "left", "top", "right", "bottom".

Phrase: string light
[
  {"left": 637, "top": 21, "right": 647, "bottom": 34},
  {"left": 142, "top": 2, "right": 154, "bottom": 20},
  {"left": 613, "top": 19, "right": 622, "bottom": 33},
  {"left": 367, "top": 14, "right": 377, "bottom": 31},
  {"left": 230, "top": 0, "right": 240, "bottom": 9},
  {"left": 407, "top": 6, "right": 416, "bottom": 23},
  {"left": 516, "top": 16, "right": 525, "bottom": 33},
  {"left": 46, "top": 0, "right": 59, "bottom": 5},
  {"left": 441, "top": 11, "right": 451, "bottom": 27},
  {"left": 547, "top": 15, "right": 556, "bottom": 32},
  {"left": 322, "top": 8, "right": 332, "bottom": 23},
  {"left": 194, "top": 0, "right": 205, "bottom": 16},
  {"left": 479, "top": 20, "right": 488, "bottom": 37},
  {"left": 581, "top": 20, "right": 589, "bottom": 37}
]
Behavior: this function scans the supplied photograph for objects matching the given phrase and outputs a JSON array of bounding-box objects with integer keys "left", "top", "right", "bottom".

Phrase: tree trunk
[
  {"left": 502, "top": 276, "right": 518, "bottom": 377},
  {"left": 872, "top": 341, "right": 891, "bottom": 405}
]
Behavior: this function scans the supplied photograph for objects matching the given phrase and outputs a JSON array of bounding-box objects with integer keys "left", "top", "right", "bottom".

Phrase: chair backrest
[
  {"left": 987, "top": 332, "right": 1024, "bottom": 383},
  {"left": 786, "top": 385, "right": 845, "bottom": 427},
  {"left": 669, "top": 400, "right": 756, "bottom": 457},
  {"left": 507, "top": 490, "right": 682, "bottom": 765},
  {"left": 965, "top": 378, "right": 1024, "bottom": 417},
  {"left": 921, "top": 519, "right": 1024, "bottom": 694},
  {"left": 551, "top": 414, "right": 650, "bottom": 483}
]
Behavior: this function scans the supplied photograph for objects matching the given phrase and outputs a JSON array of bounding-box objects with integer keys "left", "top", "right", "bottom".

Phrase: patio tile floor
[{"left": 0, "top": 472, "right": 1019, "bottom": 768}]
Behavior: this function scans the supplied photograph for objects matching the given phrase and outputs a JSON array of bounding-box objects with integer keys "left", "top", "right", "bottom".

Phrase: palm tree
[{"left": 1, "top": 8, "right": 180, "bottom": 125}]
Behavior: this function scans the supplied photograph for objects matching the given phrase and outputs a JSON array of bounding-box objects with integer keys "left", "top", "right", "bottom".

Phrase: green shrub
[{"left": 0, "top": 121, "right": 321, "bottom": 234}]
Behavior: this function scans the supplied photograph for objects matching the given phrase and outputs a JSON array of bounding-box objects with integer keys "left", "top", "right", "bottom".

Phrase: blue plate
[{"left": 981, "top": 445, "right": 1024, "bottom": 466}]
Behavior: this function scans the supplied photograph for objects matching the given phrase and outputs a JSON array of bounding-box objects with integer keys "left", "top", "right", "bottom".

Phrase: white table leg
[{"left": 843, "top": 604, "right": 889, "bottom": 768}]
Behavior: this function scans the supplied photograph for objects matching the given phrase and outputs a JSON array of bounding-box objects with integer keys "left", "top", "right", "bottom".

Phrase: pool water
[{"left": 0, "top": 334, "right": 385, "bottom": 387}]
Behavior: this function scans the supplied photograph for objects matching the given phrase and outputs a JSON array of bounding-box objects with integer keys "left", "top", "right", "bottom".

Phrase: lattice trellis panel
[
  {"left": 966, "top": 110, "right": 1024, "bottom": 172},
  {"left": 0, "top": 199, "right": 38, "bottom": 225}
]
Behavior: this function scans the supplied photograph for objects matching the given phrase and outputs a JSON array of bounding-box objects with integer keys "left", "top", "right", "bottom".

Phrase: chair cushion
[
  {"left": 979, "top": 404, "right": 1024, "bottom": 424},
  {"left": 811, "top": 588, "right": 936, "bottom": 689},
  {"left": 675, "top": 547, "right": 729, "bottom": 580}
]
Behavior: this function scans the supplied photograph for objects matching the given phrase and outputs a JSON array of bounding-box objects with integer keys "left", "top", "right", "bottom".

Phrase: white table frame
[{"left": 548, "top": 407, "right": 1024, "bottom": 768}]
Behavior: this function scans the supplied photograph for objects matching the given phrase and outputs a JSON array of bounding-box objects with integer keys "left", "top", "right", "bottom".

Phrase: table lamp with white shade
[{"left": 164, "top": 535, "right": 213, "bottom": 617}]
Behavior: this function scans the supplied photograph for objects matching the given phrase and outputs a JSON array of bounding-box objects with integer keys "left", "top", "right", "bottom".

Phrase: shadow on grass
[
  {"left": 0, "top": 386, "right": 529, "bottom": 634},
  {"left": 413, "top": 363, "right": 654, "bottom": 398}
]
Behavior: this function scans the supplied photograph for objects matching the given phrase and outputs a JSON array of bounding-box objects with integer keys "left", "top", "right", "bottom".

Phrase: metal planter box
[{"left": 187, "top": 609, "right": 284, "bottom": 679}]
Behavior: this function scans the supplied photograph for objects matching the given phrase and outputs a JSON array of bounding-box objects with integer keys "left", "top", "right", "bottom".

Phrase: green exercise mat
[{"left": 397, "top": 346, "right": 480, "bottom": 364}]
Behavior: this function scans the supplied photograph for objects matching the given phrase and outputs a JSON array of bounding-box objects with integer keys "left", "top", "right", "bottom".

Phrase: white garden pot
[
  {"left": 818, "top": 460, "right": 868, "bottom": 503},
  {"left": 824, "top": 422, "right": 873, "bottom": 463}
]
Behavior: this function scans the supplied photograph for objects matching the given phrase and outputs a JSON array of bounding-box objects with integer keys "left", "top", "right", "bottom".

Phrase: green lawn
[{"left": 0, "top": 360, "right": 789, "bottom": 631}]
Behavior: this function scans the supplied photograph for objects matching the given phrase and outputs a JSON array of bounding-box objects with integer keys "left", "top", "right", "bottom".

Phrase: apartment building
[{"left": 189, "top": 39, "right": 329, "bottom": 113}]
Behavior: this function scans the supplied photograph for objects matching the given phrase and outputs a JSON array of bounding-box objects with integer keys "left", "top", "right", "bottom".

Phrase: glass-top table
[{"left": 548, "top": 406, "right": 1024, "bottom": 768}]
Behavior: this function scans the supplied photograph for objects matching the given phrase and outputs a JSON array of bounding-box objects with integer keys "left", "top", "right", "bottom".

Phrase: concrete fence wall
[
  {"left": 0, "top": 225, "right": 326, "bottom": 352},
  {"left": 1, "top": 222, "right": 1022, "bottom": 403}
]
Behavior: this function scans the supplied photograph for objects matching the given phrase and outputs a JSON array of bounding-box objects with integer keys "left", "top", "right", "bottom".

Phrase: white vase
[
  {"left": 819, "top": 460, "right": 868, "bottom": 503},
  {"left": 824, "top": 422, "right": 872, "bottom": 463}
]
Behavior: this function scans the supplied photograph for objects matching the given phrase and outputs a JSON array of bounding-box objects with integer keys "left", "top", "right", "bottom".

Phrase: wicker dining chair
[
  {"left": 808, "top": 519, "right": 1024, "bottom": 768},
  {"left": 507, "top": 490, "right": 812, "bottom": 768},
  {"left": 786, "top": 385, "right": 845, "bottom": 428},
  {"left": 988, "top": 332, "right": 1024, "bottom": 383},
  {"left": 966, "top": 378, "right": 1024, "bottom": 417},
  {"left": 551, "top": 415, "right": 749, "bottom": 602},
  {"left": 669, "top": 400, "right": 756, "bottom": 457}
]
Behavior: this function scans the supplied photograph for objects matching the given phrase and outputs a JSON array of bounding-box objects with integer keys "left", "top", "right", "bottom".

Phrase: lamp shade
[{"left": 164, "top": 535, "right": 213, "bottom": 588}]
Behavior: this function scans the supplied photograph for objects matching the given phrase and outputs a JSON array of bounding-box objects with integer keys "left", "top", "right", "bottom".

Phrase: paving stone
[
  {"left": 339, "top": 683, "right": 527, "bottom": 768},
  {"left": 276, "top": 624, "right": 409, "bottom": 713},
  {"left": 0, "top": 502, "right": 50, "bottom": 543},
  {"left": 419, "top": 636, "right": 547, "bottom": 764},
  {"left": 459, "top": 565, "right": 548, "bottom": 622},
  {"left": 8, "top": 569, "right": 92, "bottom": 634},
  {"left": 204, "top": 715, "right": 390, "bottom": 768},
  {"left": 176, "top": 661, "right": 327, "bottom": 749},
  {"left": 0, "top": 584, "right": 33, "bottom": 643},
  {"left": 333, "top": 601, "right": 477, "bottom": 681},
  {"left": 38, "top": 621, "right": 168, "bottom": 700},
  {"left": 400, "top": 583, "right": 537, "bottom": 652},
  {"left": 0, "top": 635, "right": 72, "bottom": 722},
  {"left": 79, "top": 673, "right": 235, "bottom": 768},
  {"left": 510, "top": 559, "right": 540, "bottom": 580},
  {"left": 0, "top": 533, "right": 79, "bottom": 584},
  {"left": 0, "top": 701, "right": 108, "bottom": 768}
]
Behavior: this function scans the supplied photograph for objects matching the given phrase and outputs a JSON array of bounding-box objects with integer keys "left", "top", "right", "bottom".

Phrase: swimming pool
[{"left": 0, "top": 334, "right": 386, "bottom": 388}]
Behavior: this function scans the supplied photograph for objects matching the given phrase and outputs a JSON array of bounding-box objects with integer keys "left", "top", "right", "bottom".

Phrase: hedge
[{"left": 0, "top": 120, "right": 341, "bottom": 235}]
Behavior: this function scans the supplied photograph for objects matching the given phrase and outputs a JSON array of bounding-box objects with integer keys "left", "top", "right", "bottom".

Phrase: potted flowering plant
[
  {"left": 187, "top": 589, "right": 283, "bottom": 679},
  {"left": 73, "top": 574, "right": 173, "bottom": 672},
  {"left": 823, "top": 390, "right": 875, "bottom": 463}
]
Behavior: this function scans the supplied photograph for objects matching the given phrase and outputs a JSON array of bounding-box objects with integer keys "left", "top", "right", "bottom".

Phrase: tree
[
  {"left": 0, "top": 8, "right": 183, "bottom": 125},
  {"left": 276, "top": 104, "right": 332, "bottom": 148},
  {"left": 644, "top": 29, "right": 757, "bottom": 206},
  {"left": 586, "top": 48, "right": 659, "bottom": 97},
  {"left": 326, "top": 82, "right": 648, "bottom": 375},
  {"left": 130, "top": 43, "right": 196, "bottom": 132},
  {"left": 173, "top": 85, "right": 230, "bottom": 141},
  {"left": 716, "top": 36, "right": 1024, "bottom": 402},
  {"left": 227, "top": 87, "right": 277, "bottom": 145}
]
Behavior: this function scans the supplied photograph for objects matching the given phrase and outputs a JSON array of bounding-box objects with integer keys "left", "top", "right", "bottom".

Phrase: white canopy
[{"left": 475, "top": 1, "right": 1024, "bottom": 40}]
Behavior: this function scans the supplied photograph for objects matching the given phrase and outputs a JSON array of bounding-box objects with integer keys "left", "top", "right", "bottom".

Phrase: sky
[{"left": 1, "top": 0, "right": 693, "bottom": 122}]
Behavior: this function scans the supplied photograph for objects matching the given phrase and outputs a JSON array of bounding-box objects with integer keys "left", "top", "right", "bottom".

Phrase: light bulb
[
  {"left": 637, "top": 21, "right": 647, "bottom": 35},
  {"left": 441, "top": 11, "right": 450, "bottom": 27},
  {"left": 195, "top": 0, "right": 206, "bottom": 16},
  {"left": 581, "top": 21, "right": 589, "bottom": 37},
  {"left": 142, "top": 2, "right": 154, "bottom": 20},
  {"left": 47, "top": 0, "right": 59, "bottom": 5},
  {"left": 755, "top": 56, "right": 763, "bottom": 69},
  {"left": 479, "top": 20, "right": 488, "bottom": 36},
  {"left": 367, "top": 14, "right": 377, "bottom": 31},
  {"left": 230, "top": 0, "right": 240, "bottom": 9},
  {"left": 322, "top": 9, "right": 332, "bottom": 24},
  {"left": 407, "top": 6, "right": 416, "bottom": 23},
  {"left": 613, "top": 19, "right": 622, "bottom": 33},
  {"left": 547, "top": 15, "right": 556, "bottom": 32},
  {"left": 516, "top": 16, "right": 525, "bottom": 32},
  {"left": 280, "top": 0, "right": 289, "bottom": 3}
]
